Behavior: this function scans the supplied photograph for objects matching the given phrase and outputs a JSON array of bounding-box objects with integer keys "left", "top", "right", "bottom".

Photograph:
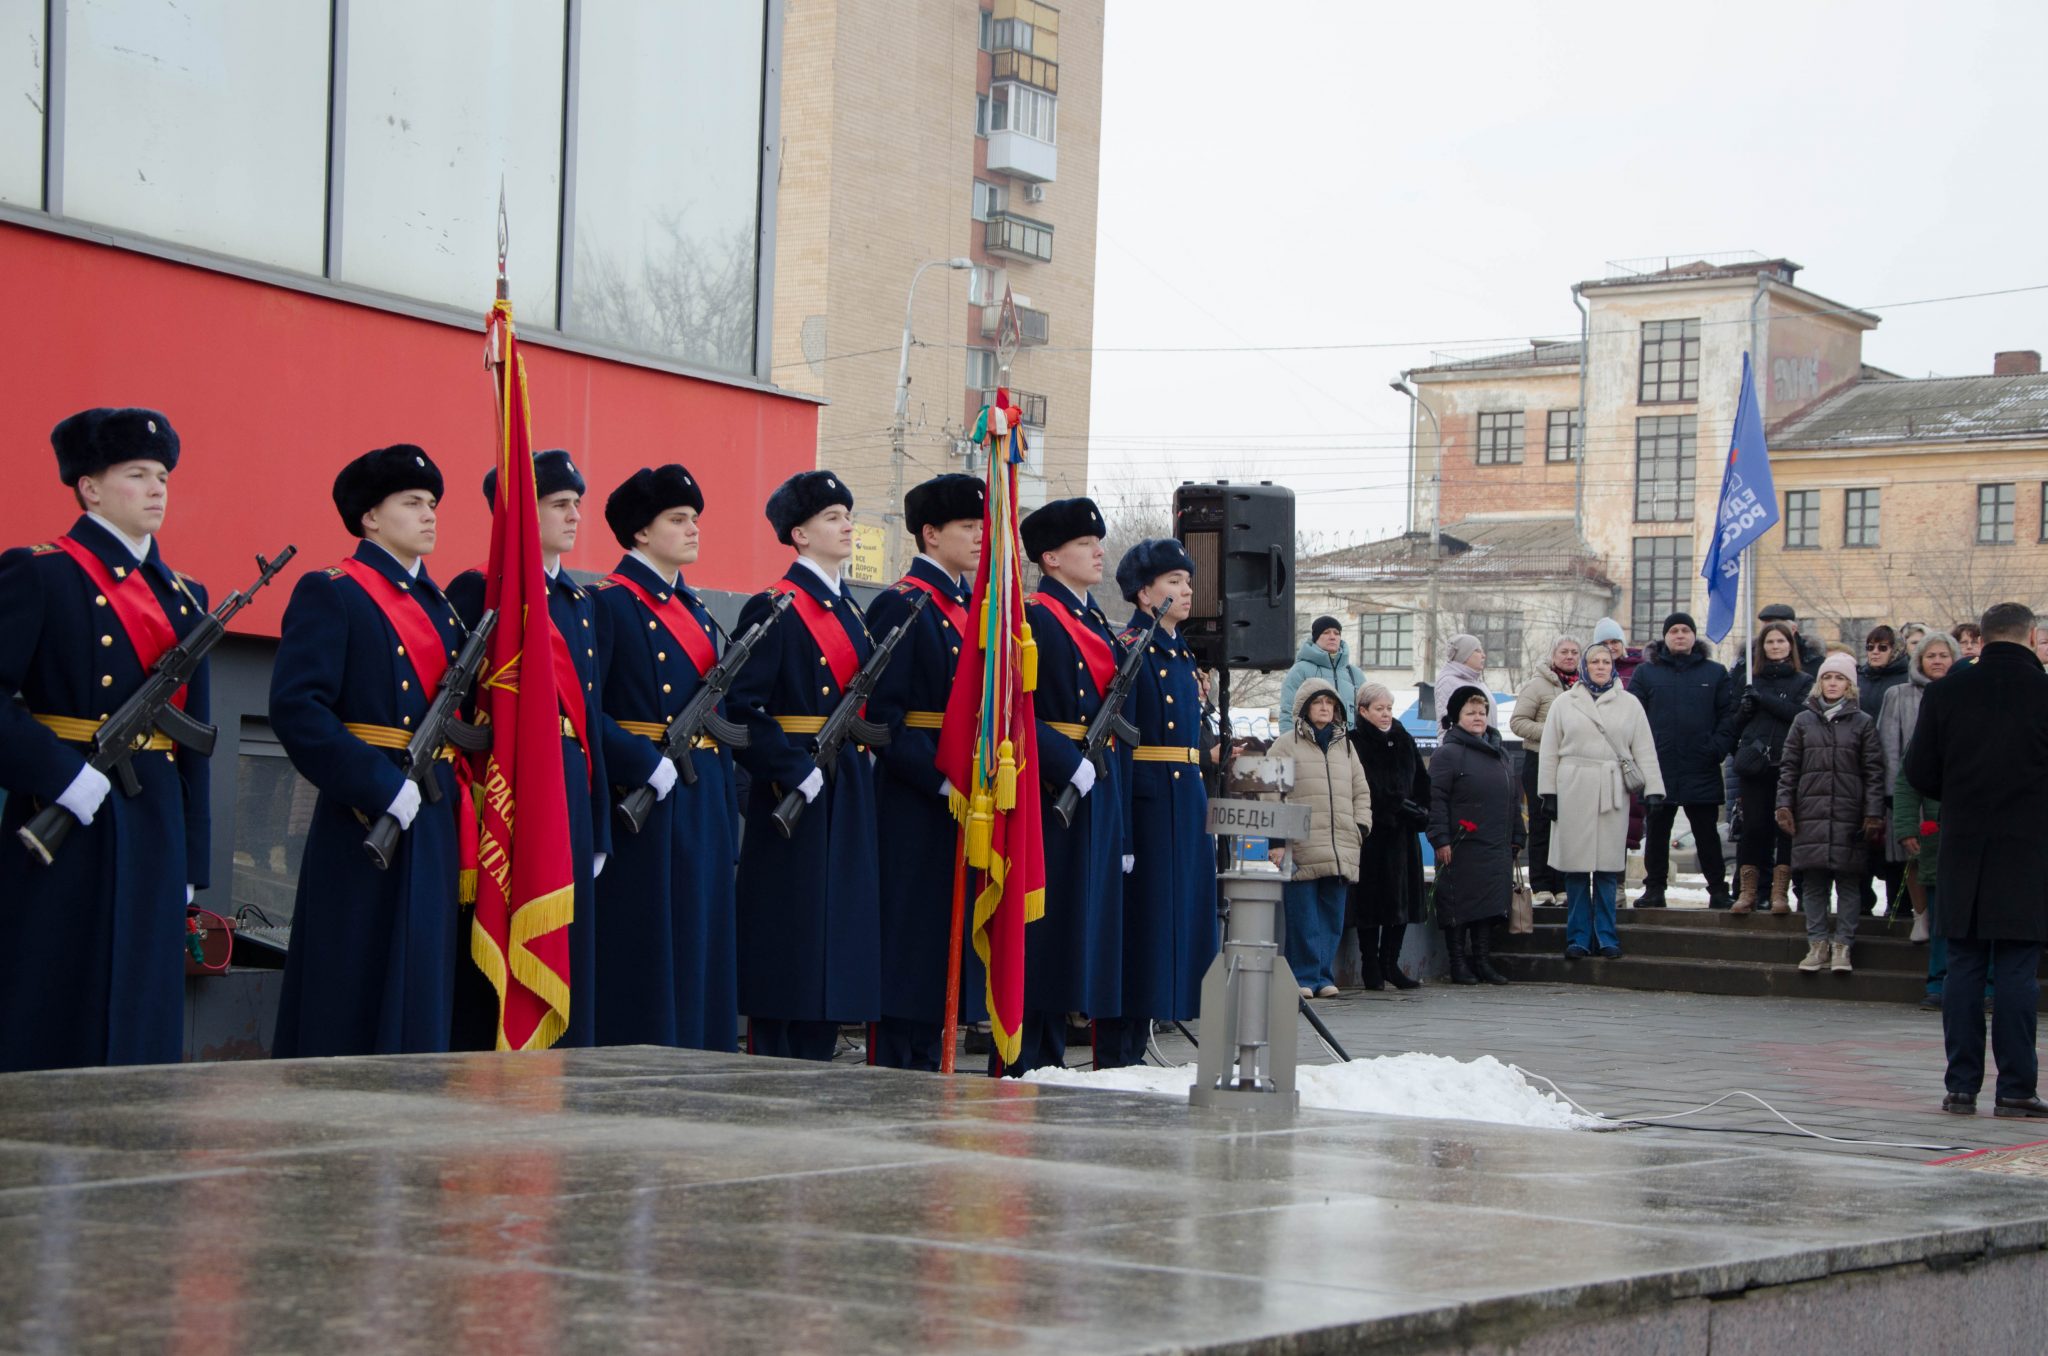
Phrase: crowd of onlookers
[{"left": 1264, "top": 604, "right": 2018, "bottom": 1008}]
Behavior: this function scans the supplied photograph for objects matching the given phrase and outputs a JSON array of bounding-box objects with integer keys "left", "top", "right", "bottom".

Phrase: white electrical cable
[{"left": 1510, "top": 1065, "right": 1970, "bottom": 1153}]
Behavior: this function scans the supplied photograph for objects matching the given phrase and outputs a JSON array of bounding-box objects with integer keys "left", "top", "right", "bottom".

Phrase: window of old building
[
  {"left": 1634, "top": 415, "right": 1696, "bottom": 521},
  {"left": 1355, "top": 613, "right": 1413, "bottom": 669},
  {"left": 1631, "top": 537, "right": 1691, "bottom": 639},
  {"left": 1638, "top": 318, "right": 1700, "bottom": 403},
  {"left": 1844, "top": 488, "right": 1881, "bottom": 548},
  {"left": 1784, "top": 490, "right": 1819, "bottom": 549},
  {"left": 1466, "top": 612, "right": 1523, "bottom": 669},
  {"left": 1476, "top": 411, "right": 1524, "bottom": 466},
  {"left": 1545, "top": 409, "right": 1581, "bottom": 462},
  {"left": 1978, "top": 483, "right": 2016, "bottom": 545}
]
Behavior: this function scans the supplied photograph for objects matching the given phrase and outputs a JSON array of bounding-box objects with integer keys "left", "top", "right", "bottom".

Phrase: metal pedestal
[{"left": 1188, "top": 870, "right": 1300, "bottom": 1111}]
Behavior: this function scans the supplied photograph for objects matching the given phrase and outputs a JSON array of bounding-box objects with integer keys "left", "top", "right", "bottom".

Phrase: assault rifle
[
  {"left": 615, "top": 590, "right": 794, "bottom": 834},
  {"left": 770, "top": 590, "right": 929, "bottom": 838},
  {"left": 363, "top": 609, "right": 497, "bottom": 870},
  {"left": 1051, "top": 604, "right": 1162, "bottom": 829},
  {"left": 18, "top": 545, "right": 298, "bottom": 866}
]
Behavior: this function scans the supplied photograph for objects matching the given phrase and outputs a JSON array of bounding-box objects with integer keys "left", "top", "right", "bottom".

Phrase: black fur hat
[
  {"left": 1020, "top": 496, "right": 1107, "bottom": 563},
  {"left": 765, "top": 469, "right": 854, "bottom": 546},
  {"left": 1441, "top": 683, "right": 1489, "bottom": 729},
  {"left": 904, "top": 473, "right": 985, "bottom": 541},
  {"left": 1114, "top": 537, "right": 1195, "bottom": 603},
  {"left": 332, "top": 444, "right": 444, "bottom": 537},
  {"left": 604, "top": 464, "right": 704, "bottom": 548},
  {"left": 52, "top": 407, "right": 180, "bottom": 483},
  {"left": 481, "top": 448, "right": 587, "bottom": 508}
]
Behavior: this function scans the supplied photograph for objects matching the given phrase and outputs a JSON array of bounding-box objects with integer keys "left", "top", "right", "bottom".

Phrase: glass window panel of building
[
  {"left": 1476, "top": 411, "right": 1524, "bottom": 466},
  {"left": 1978, "top": 483, "right": 2016, "bottom": 544},
  {"left": 966, "top": 347, "right": 998, "bottom": 390},
  {"left": 1355, "top": 613, "right": 1412, "bottom": 669},
  {"left": 1784, "top": 489, "right": 1819, "bottom": 548},
  {"left": 992, "top": 83, "right": 1056, "bottom": 141},
  {"left": 59, "top": 0, "right": 328, "bottom": 271},
  {"left": 972, "top": 179, "right": 1007, "bottom": 222},
  {"left": 0, "top": 0, "right": 42, "bottom": 208},
  {"left": 1638, "top": 318, "right": 1701, "bottom": 403},
  {"left": 1843, "top": 488, "right": 1880, "bottom": 548},
  {"left": 1634, "top": 414, "right": 1696, "bottom": 521},
  {"left": 1545, "top": 408, "right": 1581, "bottom": 462},
  {"left": 2041, "top": 483, "right": 2048, "bottom": 542},
  {"left": 1466, "top": 612, "right": 1522, "bottom": 670},
  {"left": 565, "top": 0, "right": 766, "bottom": 374},
  {"left": 339, "top": 0, "right": 565, "bottom": 322},
  {"left": 1632, "top": 537, "right": 1691, "bottom": 639}
]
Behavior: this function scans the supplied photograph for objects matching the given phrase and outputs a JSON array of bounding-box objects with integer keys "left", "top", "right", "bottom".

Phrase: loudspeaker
[{"left": 1174, "top": 481, "right": 1295, "bottom": 670}]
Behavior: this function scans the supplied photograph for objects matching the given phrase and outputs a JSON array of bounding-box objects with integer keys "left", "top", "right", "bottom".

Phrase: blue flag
[{"left": 1701, "top": 353, "right": 1778, "bottom": 643}]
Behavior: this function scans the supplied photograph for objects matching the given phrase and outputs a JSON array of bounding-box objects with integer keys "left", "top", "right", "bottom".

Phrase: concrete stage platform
[{"left": 4, "top": 1049, "right": 2048, "bottom": 1354}]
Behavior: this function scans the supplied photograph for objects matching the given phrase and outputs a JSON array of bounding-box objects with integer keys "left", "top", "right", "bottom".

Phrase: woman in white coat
[{"left": 1537, "top": 644, "right": 1667, "bottom": 959}]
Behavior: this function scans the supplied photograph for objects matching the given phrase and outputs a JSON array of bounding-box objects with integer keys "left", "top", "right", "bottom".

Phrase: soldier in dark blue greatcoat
[
  {"left": 728, "top": 470, "right": 879, "bottom": 1062},
  {"left": 1093, "top": 539, "right": 1217, "bottom": 1069},
  {"left": 0, "top": 408, "right": 210, "bottom": 1071},
  {"left": 864, "top": 473, "right": 986, "bottom": 1071},
  {"left": 446, "top": 449, "right": 611, "bottom": 1049},
  {"left": 270, "top": 445, "right": 470, "bottom": 1057},
  {"left": 1007, "top": 497, "right": 1126, "bottom": 1076},
  {"left": 589, "top": 463, "right": 741, "bottom": 1052}
]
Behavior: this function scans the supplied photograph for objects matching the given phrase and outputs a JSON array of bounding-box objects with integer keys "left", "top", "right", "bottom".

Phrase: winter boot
[
  {"left": 1469, "top": 924, "right": 1510, "bottom": 985},
  {"left": 1706, "top": 877, "right": 1735, "bottom": 910},
  {"left": 1798, "top": 939, "right": 1829, "bottom": 973},
  {"left": 1732, "top": 866, "right": 1760, "bottom": 914},
  {"left": 1382, "top": 928, "right": 1420, "bottom": 989},
  {"left": 1831, "top": 942, "right": 1853, "bottom": 974},
  {"left": 1445, "top": 927, "right": 1479, "bottom": 985},
  {"left": 1769, "top": 866, "right": 1792, "bottom": 914},
  {"left": 1634, "top": 884, "right": 1668, "bottom": 909}
]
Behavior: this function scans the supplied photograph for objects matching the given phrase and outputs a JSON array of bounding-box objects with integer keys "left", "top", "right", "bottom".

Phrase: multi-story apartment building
[
  {"left": 773, "top": 0, "right": 1104, "bottom": 582},
  {"left": 1396, "top": 256, "right": 2048, "bottom": 663}
]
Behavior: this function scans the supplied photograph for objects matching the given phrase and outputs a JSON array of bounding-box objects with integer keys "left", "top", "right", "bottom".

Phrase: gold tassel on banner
[
  {"left": 995, "top": 739, "right": 1017, "bottom": 810},
  {"left": 1019, "top": 623, "right": 1038, "bottom": 692},
  {"left": 967, "top": 791, "right": 994, "bottom": 866}
]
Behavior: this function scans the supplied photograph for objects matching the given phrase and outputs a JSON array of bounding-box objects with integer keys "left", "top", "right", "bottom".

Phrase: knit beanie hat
[
  {"left": 1447, "top": 633, "right": 1483, "bottom": 665},
  {"left": 1591, "top": 617, "right": 1626, "bottom": 647},
  {"left": 1662, "top": 611, "right": 1698, "bottom": 636},
  {"left": 1311, "top": 615, "right": 1341, "bottom": 640},
  {"left": 1816, "top": 652, "right": 1857, "bottom": 685}
]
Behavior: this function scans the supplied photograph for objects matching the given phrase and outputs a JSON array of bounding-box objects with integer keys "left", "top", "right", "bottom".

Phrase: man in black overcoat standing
[{"left": 1905, "top": 601, "right": 2048, "bottom": 1117}]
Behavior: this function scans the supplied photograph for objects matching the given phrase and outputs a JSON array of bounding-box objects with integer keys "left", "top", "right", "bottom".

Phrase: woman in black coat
[
  {"left": 1428, "top": 685, "right": 1525, "bottom": 986},
  {"left": 1730, "top": 621, "right": 1814, "bottom": 913},
  {"left": 1348, "top": 683, "right": 1427, "bottom": 989}
]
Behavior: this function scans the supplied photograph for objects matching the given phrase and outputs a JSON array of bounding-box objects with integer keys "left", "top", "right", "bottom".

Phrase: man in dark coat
[
  {"left": 728, "top": 470, "right": 880, "bottom": 1062},
  {"left": 864, "top": 473, "right": 986, "bottom": 1071},
  {"left": 1093, "top": 538, "right": 1215, "bottom": 1069},
  {"left": 1905, "top": 602, "right": 2048, "bottom": 1118},
  {"left": 591, "top": 464, "right": 741, "bottom": 1052},
  {"left": 1010, "top": 497, "right": 1127, "bottom": 1075},
  {"left": 271, "top": 445, "right": 471, "bottom": 1057},
  {"left": 447, "top": 449, "right": 611, "bottom": 1048},
  {"left": 1628, "top": 612, "right": 1737, "bottom": 908},
  {"left": 0, "top": 408, "right": 211, "bottom": 1071}
]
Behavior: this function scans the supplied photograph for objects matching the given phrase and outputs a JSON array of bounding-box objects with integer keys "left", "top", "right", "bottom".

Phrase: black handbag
[{"left": 1732, "top": 738, "right": 1774, "bottom": 779}]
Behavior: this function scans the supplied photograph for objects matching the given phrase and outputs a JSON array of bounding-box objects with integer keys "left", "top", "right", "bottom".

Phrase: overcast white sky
[{"left": 1084, "top": 0, "right": 2048, "bottom": 544}]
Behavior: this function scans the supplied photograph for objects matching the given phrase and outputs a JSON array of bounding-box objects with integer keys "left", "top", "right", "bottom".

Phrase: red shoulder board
[
  {"left": 590, "top": 578, "right": 617, "bottom": 591},
  {"left": 28, "top": 543, "right": 59, "bottom": 556},
  {"left": 323, "top": 566, "right": 346, "bottom": 578},
  {"left": 1118, "top": 626, "right": 1142, "bottom": 646},
  {"left": 892, "top": 580, "right": 916, "bottom": 596}
]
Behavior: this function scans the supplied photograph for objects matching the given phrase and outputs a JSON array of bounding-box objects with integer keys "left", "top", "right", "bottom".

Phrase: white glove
[
  {"left": 592, "top": 853, "right": 607, "bottom": 879},
  {"left": 939, "top": 777, "right": 957, "bottom": 803},
  {"left": 56, "top": 763, "right": 112, "bottom": 826},
  {"left": 798, "top": 767, "right": 826, "bottom": 804},
  {"left": 1121, "top": 854, "right": 1135, "bottom": 874},
  {"left": 647, "top": 757, "right": 678, "bottom": 802},
  {"left": 186, "top": 884, "right": 196, "bottom": 904},
  {"left": 1068, "top": 759, "right": 1096, "bottom": 798},
  {"left": 386, "top": 779, "right": 422, "bottom": 830}
]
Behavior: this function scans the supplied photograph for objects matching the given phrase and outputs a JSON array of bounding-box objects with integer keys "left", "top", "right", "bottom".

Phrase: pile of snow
[{"left": 1027, "top": 1052, "right": 1600, "bottom": 1131}]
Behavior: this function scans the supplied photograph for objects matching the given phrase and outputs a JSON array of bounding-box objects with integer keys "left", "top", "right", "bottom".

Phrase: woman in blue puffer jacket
[{"left": 1277, "top": 615, "right": 1365, "bottom": 723}]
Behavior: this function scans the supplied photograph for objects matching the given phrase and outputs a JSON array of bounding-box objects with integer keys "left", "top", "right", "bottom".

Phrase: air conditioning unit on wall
[{"left": 1023, "top": 183, "right": 1045, "bottom": 203}]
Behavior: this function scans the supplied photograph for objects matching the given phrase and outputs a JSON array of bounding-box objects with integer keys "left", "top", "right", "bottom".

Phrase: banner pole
[{"left": 939, "top": 823, "right": 969, "bottom": 1074}]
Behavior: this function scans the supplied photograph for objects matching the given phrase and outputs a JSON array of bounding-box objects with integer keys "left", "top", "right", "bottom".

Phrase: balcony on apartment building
[
  {"left": 979, "top": 302, "right": 1050, "bottom": 346},
  {"left": 985, "top": 79, "right": 1058, "bottom": 183},
  {"left": 984, "top": 210, "right": 1054, "bottom": 264},
  {"left": 990, "top": 48, "right": 1057, "bottom": 93}
]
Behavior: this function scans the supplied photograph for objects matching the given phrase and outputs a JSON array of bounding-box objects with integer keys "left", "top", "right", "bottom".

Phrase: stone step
[
  {"left": 1498, "top": 921, "right": 1934, "bottom": 973},
  {"left": 1491, "top": 951, "right": 1965, "bottom": 1006}
]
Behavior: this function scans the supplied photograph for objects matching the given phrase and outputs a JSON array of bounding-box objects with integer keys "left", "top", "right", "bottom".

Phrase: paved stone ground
[{"left": 1130, "top": 983, "right": 2048, "bottom": 1165}]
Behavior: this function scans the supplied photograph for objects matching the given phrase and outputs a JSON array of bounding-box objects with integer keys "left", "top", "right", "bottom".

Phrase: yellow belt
[
  {"left": 1044, "top": 720, "right": 1087, "bottom": 742},
  {"left": 903, "top": 710, "right": 945, "bottom": 730},
  {"left": 1132, "top": 745, "right": 1200, "bottom": 764},
  {"left": 617, "top": 720, "right": 719, "bottom": 751},
  {"left": 343, "top": 722, "right": 458, "bottom": 760},
  {"left": 34, "top": 713, "right": 173, "bottom": 752},
  {"left": 775, "top": 715, "right": 827, "bottom": 735}
]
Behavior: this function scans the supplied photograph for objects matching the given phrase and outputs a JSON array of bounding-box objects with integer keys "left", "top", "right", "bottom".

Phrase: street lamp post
[
  {"left": 889, "top": 257, "right": 975, "bottom": 577},
  {"left": 1391, "top": 378, "right": 1444, "bottom": 687}
]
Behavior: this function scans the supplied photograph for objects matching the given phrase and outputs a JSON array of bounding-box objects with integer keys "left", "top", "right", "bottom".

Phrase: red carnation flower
[
  {"left": 1919, "top": 820, "right": 1940, "bottom": 837},
  {"left": 1458, "top": 819, "right": 1478, "bottom": 833}
]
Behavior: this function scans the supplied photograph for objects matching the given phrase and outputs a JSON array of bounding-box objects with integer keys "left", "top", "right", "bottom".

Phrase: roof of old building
[
  {"left": 1410, "top": 340, "right": 1583, "bottom": 377},
  {"left": 1771, "top": 372, "right": 2048, "bottom": 448},
  {"left": 1300, "top": 517, "right": 1616, "bottom": 587}
]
